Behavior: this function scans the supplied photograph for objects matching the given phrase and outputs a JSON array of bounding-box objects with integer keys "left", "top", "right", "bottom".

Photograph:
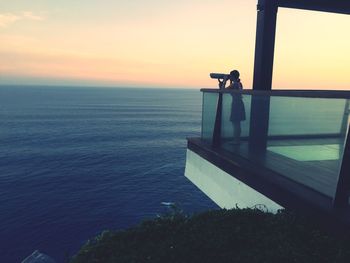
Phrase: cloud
[
  {"left": 22, "top": 11, "right": 44, "bottom": 21},
  {"left": 0, "top": 11, "right": 44, "bottom": 28},
  {"left": 0, "top": 14, "right": 20, "bottom": 28}
]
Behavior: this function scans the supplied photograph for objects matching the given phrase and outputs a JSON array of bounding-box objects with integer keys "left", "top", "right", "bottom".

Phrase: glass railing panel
[
  {"left": 266, "top": 97, "right": 349, "bottom": 198},
  {"left": 221, "top": 93, "right": 251, "bottom": 143},
  {"left": 269, "top": 97, "right": 347, "bottom": 136},
  {"left": 201, "top": 89, "right": 350, "bottom": 200},
  {"left": 201, "top": 92, "right": 218, "bottom": 142}
]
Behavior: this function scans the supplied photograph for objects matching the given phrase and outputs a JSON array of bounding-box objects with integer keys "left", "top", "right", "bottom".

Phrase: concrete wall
[{"left": 185, "top": 149, "right": 283, "bottom": 213}]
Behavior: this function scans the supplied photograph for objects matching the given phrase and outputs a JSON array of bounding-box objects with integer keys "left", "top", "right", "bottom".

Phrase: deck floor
[{"left": 221, "top": 137, "right": 344, "bottom": 198}]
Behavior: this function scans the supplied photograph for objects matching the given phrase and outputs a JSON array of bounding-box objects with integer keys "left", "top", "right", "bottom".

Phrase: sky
[{"left": 0, "top": 0, "right": 349, "bottom": 89}]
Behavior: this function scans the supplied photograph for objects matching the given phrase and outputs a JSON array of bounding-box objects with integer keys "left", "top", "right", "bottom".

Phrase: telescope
[{"left": 210, "top": 73, "right": 230, "bottom": 80}]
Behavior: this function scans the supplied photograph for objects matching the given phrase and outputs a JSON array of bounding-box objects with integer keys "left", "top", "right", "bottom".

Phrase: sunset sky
[{"left": 0, "top": 0, "right": 349, "bottom": 89}]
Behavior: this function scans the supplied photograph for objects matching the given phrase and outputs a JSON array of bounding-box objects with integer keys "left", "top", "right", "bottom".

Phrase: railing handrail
[{"left": 200, "top": 88, "right": 350, "bottom": 99}]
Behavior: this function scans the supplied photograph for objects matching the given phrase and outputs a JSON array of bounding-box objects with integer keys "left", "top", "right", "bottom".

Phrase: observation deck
[
  {"left": 184, "top": 0, "right": 350, "bottom": 230},
  {"left": 185, "top": 89, "right": 350, "bottom": 230}
]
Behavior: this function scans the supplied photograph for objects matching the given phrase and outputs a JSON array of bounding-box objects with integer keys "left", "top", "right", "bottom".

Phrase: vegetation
[{"left": 70, "top": 208, "right": 350, "bottom": 263}]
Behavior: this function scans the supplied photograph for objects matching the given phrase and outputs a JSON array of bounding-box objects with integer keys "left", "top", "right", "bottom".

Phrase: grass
[{"left": 70, "top": 208, "right": 350, "bottom": 263}]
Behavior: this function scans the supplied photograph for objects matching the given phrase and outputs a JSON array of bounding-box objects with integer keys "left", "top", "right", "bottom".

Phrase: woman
[{"left": 227, "top": 70, "right": 246, "bottom": 144}]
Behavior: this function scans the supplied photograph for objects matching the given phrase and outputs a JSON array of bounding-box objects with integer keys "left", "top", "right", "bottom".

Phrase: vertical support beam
[
  {"left": 340, "top": 100, "right": 349, "bottom": 137},
  {"left": 252, "top": 0, "right": 278, "bottom": 91},
  {"left": 249, "top": 0, "right": 277, "bottom": 153},
  {"left": 249, "top": 95, "right": 271, "bottom": 153},
  {"left": 333, "top": 123, "right": 350, "bottom": 209},
  {"left": 212, "top": 92, "right": 223, "bottom": 148}
]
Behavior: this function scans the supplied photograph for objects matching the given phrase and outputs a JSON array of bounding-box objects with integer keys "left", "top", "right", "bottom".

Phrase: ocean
[{"left": 0, "top": 86, "right": 217, "bottom": 263}]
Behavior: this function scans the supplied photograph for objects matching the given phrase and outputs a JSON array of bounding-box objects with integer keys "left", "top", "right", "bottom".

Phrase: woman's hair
[{"left": 230, "top": 70, "right": 240, "bottom": 81}]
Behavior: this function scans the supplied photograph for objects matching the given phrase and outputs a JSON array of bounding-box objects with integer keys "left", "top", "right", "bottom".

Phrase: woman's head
[{"left": 230, "top": 70, "right": 240, "bottom": 81}]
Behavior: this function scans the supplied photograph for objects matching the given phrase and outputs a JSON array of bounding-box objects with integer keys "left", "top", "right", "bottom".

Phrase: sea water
[{"left": 0, "top": 86, "right": 217, "bottom": 263}]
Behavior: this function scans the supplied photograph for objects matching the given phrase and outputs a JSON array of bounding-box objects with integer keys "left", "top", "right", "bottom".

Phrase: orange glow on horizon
[{"left": 0, "top": 1, "right": 349, "bottom": 89}]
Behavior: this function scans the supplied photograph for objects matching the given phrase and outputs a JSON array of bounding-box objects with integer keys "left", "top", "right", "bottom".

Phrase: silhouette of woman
[{"left": 227, "top": 70, "right": 246, "bottom": 144}]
